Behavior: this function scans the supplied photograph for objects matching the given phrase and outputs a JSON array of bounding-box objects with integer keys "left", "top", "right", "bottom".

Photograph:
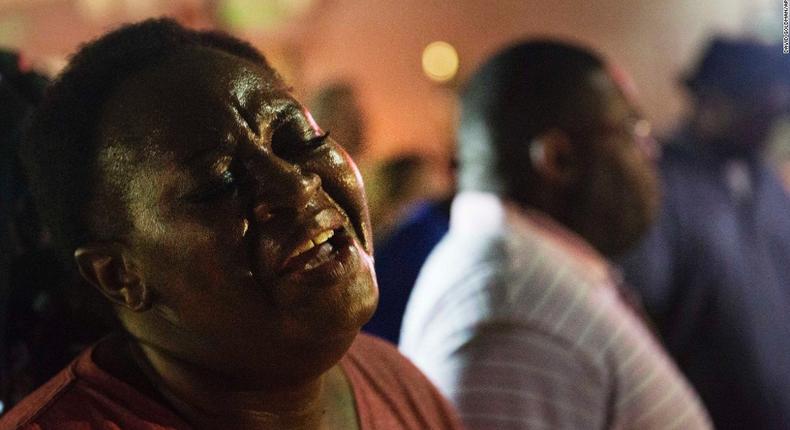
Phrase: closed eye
[
  {"left": 271, "top": 121, "right": 330, "bottom": 158},
  {"left": 185, "top": 170, "right": 239, "bottom": 203},
  {"left": 305, "top": 131, "right": 330, "bottom": 149}
]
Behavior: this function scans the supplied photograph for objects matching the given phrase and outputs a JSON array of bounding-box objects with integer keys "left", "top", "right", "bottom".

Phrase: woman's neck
[{"left": 96, "top": 336, "right": 358, "bottom": 429}]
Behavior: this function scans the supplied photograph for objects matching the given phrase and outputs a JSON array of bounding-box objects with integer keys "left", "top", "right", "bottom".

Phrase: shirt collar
[{"left": 450, "top": 191, "right": 507, "bottom": 235}]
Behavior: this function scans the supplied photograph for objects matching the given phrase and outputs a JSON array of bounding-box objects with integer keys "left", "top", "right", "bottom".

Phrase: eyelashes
[
  {"left": 271, "top": 119, "right": 330, "bottom": 157},
  {"left": 304, "top": 130, "right": 330, "bottom": 150}
]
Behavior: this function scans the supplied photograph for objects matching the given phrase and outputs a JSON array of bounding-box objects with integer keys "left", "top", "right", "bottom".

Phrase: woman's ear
[
  {"left": 529, "top": 128, "right": 578, "bottom": 186},
  {"left": 74, "top": 244, "right": 150, "bottom": 312}
]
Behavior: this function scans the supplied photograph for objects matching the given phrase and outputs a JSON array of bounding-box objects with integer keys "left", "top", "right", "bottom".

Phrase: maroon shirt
[{"left": 0, "top": 334, "right": 463, "bottom": 429}]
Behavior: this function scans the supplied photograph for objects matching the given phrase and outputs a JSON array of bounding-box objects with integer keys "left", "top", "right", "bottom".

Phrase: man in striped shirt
[{"left": 399, "top": 40, "right": 711, "bottom": 429}]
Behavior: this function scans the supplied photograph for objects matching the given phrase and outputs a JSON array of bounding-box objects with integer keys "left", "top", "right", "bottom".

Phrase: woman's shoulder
[
  {"left": 0, "top": 363, "right": 79, "bottom": 430},
  {"left": 343, "top": 333, "right": 426, "bottom": 390},
  {"left": 341, "top": 333, "right": 464, "bottom": 429},
  {"left": 0, "top": 342, "right": 188, "bottom": 430}
]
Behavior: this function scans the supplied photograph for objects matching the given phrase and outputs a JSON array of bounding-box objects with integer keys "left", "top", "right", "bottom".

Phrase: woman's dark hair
[{"left": 21, "top": 18, "right": 280, "bottom": 259}]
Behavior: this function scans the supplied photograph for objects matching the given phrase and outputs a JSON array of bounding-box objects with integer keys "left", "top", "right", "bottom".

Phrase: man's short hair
[
  {"left": 457, "top": 40, "right": 605, "bottom": 196},
  {"left": 22, "top": 18, "right": 280, "bottom": 258}
]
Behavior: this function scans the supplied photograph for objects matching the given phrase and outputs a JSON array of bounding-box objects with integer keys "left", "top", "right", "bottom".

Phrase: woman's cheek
[{"left": 305, "top": 148, "right": 373, "bottom": 254}]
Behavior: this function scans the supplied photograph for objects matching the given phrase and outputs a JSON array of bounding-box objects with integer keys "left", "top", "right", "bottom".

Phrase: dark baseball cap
[{"left": 683, "top": 37, "right": 787, "bottom": 100}]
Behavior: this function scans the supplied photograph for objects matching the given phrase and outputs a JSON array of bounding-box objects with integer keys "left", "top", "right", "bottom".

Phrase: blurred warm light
[
  {"left": 124, "top": 0, "right": 160, "bottom": 18},
  {"left": 76, "top": 0, "right": 161, "bottom": 20},
  {"left": 220, "top": 0, "right": 314, "bottom": 31},
  {"left": 75, "top": 0, "right": 113, "bottom": 20},
  {"left": 421, "top": 41, "right": 459, "bottom": 83}
]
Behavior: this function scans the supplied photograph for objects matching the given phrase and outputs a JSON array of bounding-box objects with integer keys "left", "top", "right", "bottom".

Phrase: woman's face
[{"left": 97, "top": 47, "right": 378, "bottom": 382}]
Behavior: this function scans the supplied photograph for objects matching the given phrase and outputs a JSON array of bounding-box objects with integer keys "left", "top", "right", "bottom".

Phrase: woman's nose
[{"left": 243, "top": 152, "right": 321, "bottom": 222}]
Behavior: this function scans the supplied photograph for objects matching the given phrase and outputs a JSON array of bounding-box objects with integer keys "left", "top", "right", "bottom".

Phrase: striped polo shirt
[{"left": 399, "top": 192, "right": 711, "bottom": 429}]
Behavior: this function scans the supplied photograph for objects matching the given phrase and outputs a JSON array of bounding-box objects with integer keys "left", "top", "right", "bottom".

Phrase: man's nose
[{"left": 243, "top": 152, "right": 321, "bottom": 222}]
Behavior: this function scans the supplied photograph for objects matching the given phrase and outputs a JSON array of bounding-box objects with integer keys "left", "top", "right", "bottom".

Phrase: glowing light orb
[{"left": 422, "top": 41, "right": 459, "bottom": 83}]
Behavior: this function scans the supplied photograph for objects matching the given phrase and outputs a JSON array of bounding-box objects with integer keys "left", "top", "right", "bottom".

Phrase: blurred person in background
[
  {"left": 364, "top": 152, "right": 440, "bottom": 240},
  {"left": 308, "top": 82, "right": 402, "bottom": 238},
  {"left": 308, "top": 81, "right": 367, "bottom": 161},
  {"left": 619, "top": 37, "right": 790, "bottom": 429},
  {"left": 400, "top": 40, "right": 711, "bottom": 429},
  {"left": 765, "top": 117, "right": 790, "bottom": 191},
  {"left": 0, "top": 50, "right": 115, "bottom": 415},
  {"left": 364, "top": 153, "right": 454, "bottom": 343},
  {"left": 0, "top": 19, "right": 462, "bottom": 429}
]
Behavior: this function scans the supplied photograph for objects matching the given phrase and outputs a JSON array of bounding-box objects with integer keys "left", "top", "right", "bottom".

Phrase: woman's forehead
[
  {"left": 153, "top": 46, "right": 278, "bottom": 93},
  {"left": 98, "top": 47, "right": 292, "bottom": 165},
  {"left": 121, "top": 47, "right": 281, "bottom": 114}
]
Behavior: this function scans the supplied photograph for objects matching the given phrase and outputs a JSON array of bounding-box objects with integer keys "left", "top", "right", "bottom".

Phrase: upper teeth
[
  {"left": 314, "top": 229, "right": 335, "bottom": 245},
  {"left": 289, "top": 230, "right": 335, "bottom": 259}
]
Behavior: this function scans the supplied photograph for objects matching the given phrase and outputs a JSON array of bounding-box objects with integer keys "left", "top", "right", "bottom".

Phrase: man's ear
[
  {"left": 74, "top": 244, "right": 150, "bottom": 312},
  {"left": 529, "top": 129, "right": 578, "bottom": 185}
]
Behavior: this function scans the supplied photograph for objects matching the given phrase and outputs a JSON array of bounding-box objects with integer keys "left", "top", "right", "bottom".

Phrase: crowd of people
[{"left": 0, "top": 15, "right": 788, "bottom": 430}]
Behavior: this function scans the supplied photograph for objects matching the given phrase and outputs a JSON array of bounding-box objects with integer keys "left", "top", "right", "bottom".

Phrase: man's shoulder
[
  {"left": 407, "top": 228, "right": 508, "bottom": 310},
  {"left": 457, "top": 219, "right": 656, "bottom": 365},
  {"left": 410, "top": 216, "right": 613, "bottom": 338}
]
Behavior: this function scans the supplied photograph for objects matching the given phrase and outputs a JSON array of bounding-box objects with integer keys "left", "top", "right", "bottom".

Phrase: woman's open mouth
[
  {"left": 278, "top": 227, "right": 360, "bottom": 282},
  {"left": 281, "top": 227, "right": 340, "bottom": 272}
]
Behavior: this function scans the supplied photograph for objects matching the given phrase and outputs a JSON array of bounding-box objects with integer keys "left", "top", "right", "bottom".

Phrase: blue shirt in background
[
  {"left": 364, "top": 199, "right": 451, "bottom": 344},
  {"left": 620, "top": 139, "right": 790, "bottom": 429}
]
